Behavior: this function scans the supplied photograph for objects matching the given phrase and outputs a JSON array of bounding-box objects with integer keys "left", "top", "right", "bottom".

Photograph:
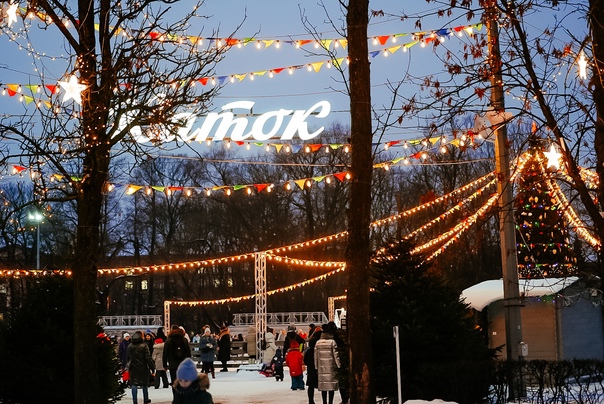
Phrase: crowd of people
[{"left": 114, "top": 321, "right": 348, "bottom": 404}]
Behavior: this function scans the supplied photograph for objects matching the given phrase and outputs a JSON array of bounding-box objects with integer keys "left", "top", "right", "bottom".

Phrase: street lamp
[{"left": 28, "top": 211, "right": 43, "bottom": 270}]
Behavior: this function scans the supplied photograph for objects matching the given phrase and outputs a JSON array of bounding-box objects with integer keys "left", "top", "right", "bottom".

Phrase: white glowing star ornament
[
  {"left": 58, "top": 75, "right": 86, "bottom": 105},
  {"left": 544, "top": 144, "right": 561, "bottom": 169},
  {"left": 6, "top": 2, "right": 19, "bottom": 26}
]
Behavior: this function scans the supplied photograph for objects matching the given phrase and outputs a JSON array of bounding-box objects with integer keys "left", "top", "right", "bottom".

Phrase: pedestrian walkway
[{"left": 117, "top": 367, "right": 319, "bottom": 404}]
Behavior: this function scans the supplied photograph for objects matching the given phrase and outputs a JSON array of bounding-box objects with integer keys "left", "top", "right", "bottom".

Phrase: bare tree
[{"left": 0, "top": 0, "right": 229, "bottom": 400}]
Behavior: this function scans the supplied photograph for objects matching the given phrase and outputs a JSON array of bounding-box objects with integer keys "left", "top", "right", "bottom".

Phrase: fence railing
[
  {"left": 98, "top": 315, "right": 163, "bottom": 328},
  {"left": 232, "top": 311, "right": 328, "bottom": 326}
]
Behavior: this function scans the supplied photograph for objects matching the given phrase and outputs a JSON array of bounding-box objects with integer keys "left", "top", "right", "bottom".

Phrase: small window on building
[
  {"left": 141, "top": 280, "right": 148, "bottom": 290},
  {"left": 125, "top": 280, "right": 134, "bottom": 290}
]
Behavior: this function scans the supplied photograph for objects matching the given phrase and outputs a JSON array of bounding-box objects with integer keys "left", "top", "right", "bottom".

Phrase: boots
[{"left": 211, "top": 370, "right": 215, "bottom": 379}]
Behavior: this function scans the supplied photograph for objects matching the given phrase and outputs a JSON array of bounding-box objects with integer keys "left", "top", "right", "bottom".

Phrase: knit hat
[
  {"left": 154, "top": 338, "right": 163, "bottom": 344},
  {"left": 123, "top": 333, "right": 130, "bottom": 338},
  {"left": 204, "top": 327, "right": 211, "bottom": 334},
  {"left": 177, "top": 358, "right": 198, "bottom": 382}
]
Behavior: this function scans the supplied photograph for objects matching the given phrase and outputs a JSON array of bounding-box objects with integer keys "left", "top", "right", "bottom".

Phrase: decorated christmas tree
[{"left": 515, "top": 136, "right": 577, "bottom": 278}]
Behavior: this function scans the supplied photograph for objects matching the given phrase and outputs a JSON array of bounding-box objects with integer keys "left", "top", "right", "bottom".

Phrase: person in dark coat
[
  {"left": 271, "top": 348, "right": 284, "bottom": 381},
  {"left": 127, "top": 331, "right": 155, "bottom": 404},
  {"left": 217, "top": 326, "right": 231, "bottom": 372},
  {"left": 118, "top": 332, "right": 131, "bottom": 371},
  {"left": 163, "top": 325, "right": 192, "bottom": 385},
  {"left": 172, "top": 358, "right": 213, "bottom": 404},
  {"left": 157, "top": 327, "right": 168, "bottom": 342},
  {"left": 283, "top": 325, "right": 305, "bottom": 351},
  {"left": 199, "top": 328, "right": 217, "bottom": 378},
  {"left": 314, "top": 324, "right": 341, "bottom": 404},
  {"left": 305, "top": 326, "right": 323, "bottom": 404}
]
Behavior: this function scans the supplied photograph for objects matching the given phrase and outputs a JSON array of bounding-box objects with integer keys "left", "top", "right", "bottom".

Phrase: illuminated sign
[{"left": 125, "top": 100, "right": 331, "bottom": 143}]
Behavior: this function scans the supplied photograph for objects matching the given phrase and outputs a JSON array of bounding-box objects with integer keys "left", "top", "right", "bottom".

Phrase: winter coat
[
  {"left": 285, "top": 348, "right": 304, "bottom": 377},
  {"left": 172, "top": 372, "right": 213, "bottom": 404},
  {"left": 314, "top": 332, "right": 340, "bottom": 391},
  {"left": 262, "top": 331, "right": 277, "bottom": 363},
  {"left": 126, "top": 332, "right": 155, "bottom": 386},
  {"left": 244, "top": 326, "right": 257, "bottom": 357},
  {"left": 199, "top": 334, "right": 217, "bottom": 363},
  {"left": 118, "top": 338, "right": 130, "bottom": 369},
  {"left": 163, "top": 328, "right": 192, "bottom": 370},
  {"left": 304, "top": 334, "right": 321, "bottom": 388},
  {"left": 152, "top": 341, "right": 165, "bottom": 370},
  {"left": 217, "top": 330, "right": 231, "bottom": 362},
  {"left": 283, "top": 330, "right": 304, "bottom": 351}
]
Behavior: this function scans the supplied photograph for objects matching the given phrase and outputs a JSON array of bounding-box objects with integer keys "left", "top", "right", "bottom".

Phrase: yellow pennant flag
[
  {"left": 310, "top": 62, "right": 324, "bottom": 72},
  {"left": 126, "top": 185, "right": 143, "bottom": 195},
  {"left": 294, "top": 179, "right": 306, "bottom": 189},
  {"left": 274, "top": 144, "right": 284, "bottom": 153},
  {"left": 262, "top": 40, "right": 275, "bottom": 48}
]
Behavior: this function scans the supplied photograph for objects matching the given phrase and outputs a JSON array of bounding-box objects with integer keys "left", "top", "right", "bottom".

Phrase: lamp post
[{"left": 28, "top": 211, "right": 43, "bottom": 270}]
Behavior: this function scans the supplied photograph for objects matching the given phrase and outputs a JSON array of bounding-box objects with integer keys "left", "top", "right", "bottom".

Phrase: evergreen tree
[
  {"left": 515, "top": 137, "right": 577, "bottom": 278},
  {"left": 370, "top": 240, "right": 494, "bottom": 404}
]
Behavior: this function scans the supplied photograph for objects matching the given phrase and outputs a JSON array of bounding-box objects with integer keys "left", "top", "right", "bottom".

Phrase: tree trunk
[{"left": 346, "top": 1, "right": 375, "bottom": 403}]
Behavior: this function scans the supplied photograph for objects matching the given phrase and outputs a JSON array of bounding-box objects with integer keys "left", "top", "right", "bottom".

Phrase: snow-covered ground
[{"left": 115, "top": 366, "right": 457, "bottom": 404}]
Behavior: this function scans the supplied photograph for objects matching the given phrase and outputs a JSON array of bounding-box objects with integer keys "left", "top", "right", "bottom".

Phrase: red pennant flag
[
  {"left": 333, "top": 172, "right": 348, "bottom": 182},
  {"left": 377, "top": 35, "right": 390, "bottom": 45},
  {"left": 12, "top": 165, "right": 27, "bottom": 174},
  {"left": 254, "top": 184, "right": 269, "bottom": 193},
  {"left": 149, "top": 32, "right": 161, "bottom": 40},
  {"left": 226, "top": 38, "right": 239, "bottom": 47},
  {"left": 45, "top": 84, "right": 58, "bottom": 94},
  {"left": 198, "top": 78, "right": 209, "bottom": 86},
  {"left": 410, "top": 152, "right": 422, "bottom": 159},
  {"left": 272, "top": 68, "right": 285, "bottom": 75},
  {"left": 235, "top": 141, "right": 245, "bottom": 146}
]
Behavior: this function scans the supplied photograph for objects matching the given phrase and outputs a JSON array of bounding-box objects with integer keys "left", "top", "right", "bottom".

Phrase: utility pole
[{"left": 485, "top": 2, "right": 523, "bottom": 365}]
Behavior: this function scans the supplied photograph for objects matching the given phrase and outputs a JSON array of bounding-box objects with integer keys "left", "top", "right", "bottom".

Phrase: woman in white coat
[
  {"left": 314, "top": 324, "right": 341, "bottom": 404},
  {"left": 263, "top": 327, "right": 278, "bottom": 364}
]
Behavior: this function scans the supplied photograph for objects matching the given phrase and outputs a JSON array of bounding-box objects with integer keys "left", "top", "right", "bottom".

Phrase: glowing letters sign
[{"left": 126, "top": 100, "right": 331, "bottom": 144}]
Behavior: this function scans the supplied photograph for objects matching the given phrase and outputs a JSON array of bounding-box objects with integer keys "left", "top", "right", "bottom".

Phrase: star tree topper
[
  {"left": 6, "top": 2, "right": 19, "bottom": 26},
  {"left": 544, "top": 144, "right": 562, "bottom": 170},
  {"left": 58, "top": 75, "right": 86, "bottom": 105}
]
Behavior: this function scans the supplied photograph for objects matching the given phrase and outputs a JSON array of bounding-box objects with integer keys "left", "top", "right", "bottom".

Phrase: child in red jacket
[{"left": 285, "top": 347, "right": 305, "bottom": 391}]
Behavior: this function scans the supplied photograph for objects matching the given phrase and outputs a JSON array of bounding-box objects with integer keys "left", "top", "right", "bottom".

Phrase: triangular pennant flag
[
  {"left": 429, "top": 137, "right": 440, "bottom": 145},
  {"left": 274, "top": 144, "right": 284, "bottom": 152},
  {"left": 24, "top": 95, "right": 34, "bottom": 105},
  {"left": 188, "top": 36, "right": 200, "bottom": 44},
  {"left": 272, "top": 68, "right": 285, "bottom": 74},
  {"left": 377, "top": 35, "right": 390, "bottom": 45},
  {"left": 254, "top": 184, "right": 269, "bottom": 193},
  {"left": 450, "top": 139, "right": 461, "bottom": 147},
  {"left": 217, "top": 76, "right": 227, "bottom": 85},
  {"left": 291, "top": 145, "right": 302, "bottom": 153},
  {"left": 312, "top": 175, "right": 326, "bottom": 183},
  {"left": 43, "top": 100, "right": 52, "bottom": 109},
  {"left": 198, "top": 77, "right": 209, "bottom": 85},
  {"left": 310, "top": 62, "right": 324, "bottom": 72},
  {"left": 329, "top": 144, "right": 343, "bottom": 150},
  {"left": 333, "top": 58, "right": 345, "bottom": 68},
  {"left": 126, "top": 185, "right": 143, "bottom": 195},
  {"left": 310, "top": 144, "right": 322, "bottom": 152},
  {"left": 388, "top": 45, "right": 401, "bottom": 54},
  {"left": 12, "top": 165, "right": 27, "bottom": 174},
  {"left": 404, "top": 40, "right": 419, "bottom": 50},
  {"left": 475, "top": 23, "right": 483, "bottom": 31},
  {"left": 25, "top": 85, "right": 39, "bottom": 93},
  {"left": 333, "top": 172, "right": 347, "bottom": 182},
  {"left": 226, "top": 38, "right": 239, "bottom": 47},
  {"left": 369, "top": 50, "right": 380, "bottom": 58},
  {"left": 45, "top": 84, "right": 58, "bottom": 94},
  {"left": 151, "top": 186, "right": 165, "bottom": 192},
  {"left": 234, "top": 74, "right": 247, "bottom": 82},
  {"left": 321, "top": 39, "right": 333, "bottom": 49},
  {"left": 168, "top": 186, "right": 183, "bottom": 192},
  {"left": 337, "top": 39, "right": 348, "bottom": 49},
  {"left": 392, "top": 157, "right": 404, "bottom": 164},
  {"left": 255, "top": 70, "right": 267, "bottom": 77},
  {"left": 297, "top": 40, "right": 312, "bottom": 47},
  {"left": 233, "top": 185, "right": 247, "bottom": 191},
  {"left": 149, "top": 32, "right": 161, "bottom": 40},
  {"left": 294, "top": 179, "right": 306, "bottom": 189},
  {"left": 51, "top": 174, "right": 64, "bottom": 181},
  {"left": 263, "top": 40, "right": 275, "bottom": 48},
  {"left": 253, "top": 142, "right": 264, "bottom": 147}
]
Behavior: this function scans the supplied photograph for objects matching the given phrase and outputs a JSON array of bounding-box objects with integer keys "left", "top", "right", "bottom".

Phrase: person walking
[
  {"left": 126, "top": 331, "right": 155, "bottom": 404},
  {"left": 199, "top": 328, "right": 217, "bottom": 378},
  {"left": 152, "top": 338, "right": 170, "bottom": 389},
  {"left": 262, "top": 327, "right": 278, "bottom": 365},
  {"left": 304, "top": 326, "right": 322, "bottom": 404},
  {"left": 217, "top": 326, "right": 231, "bottom": 372},
  {"left": 285, "top": 347, "right": 305, "bottom": 391},
  {"left": 172, "top": 358, "right": 214, "bottom": 404},
  {"left": 314, "top": 324, "right": 340, "bottom": 404},
  {"left": 163, "top": 324, "right": 192, "bottom": 385},
  {"left": 244, "top": 325, "right": 257, "bottom": 363},
  {"left": 118, "top": 333, "right": 131, "bottom": 372}
]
